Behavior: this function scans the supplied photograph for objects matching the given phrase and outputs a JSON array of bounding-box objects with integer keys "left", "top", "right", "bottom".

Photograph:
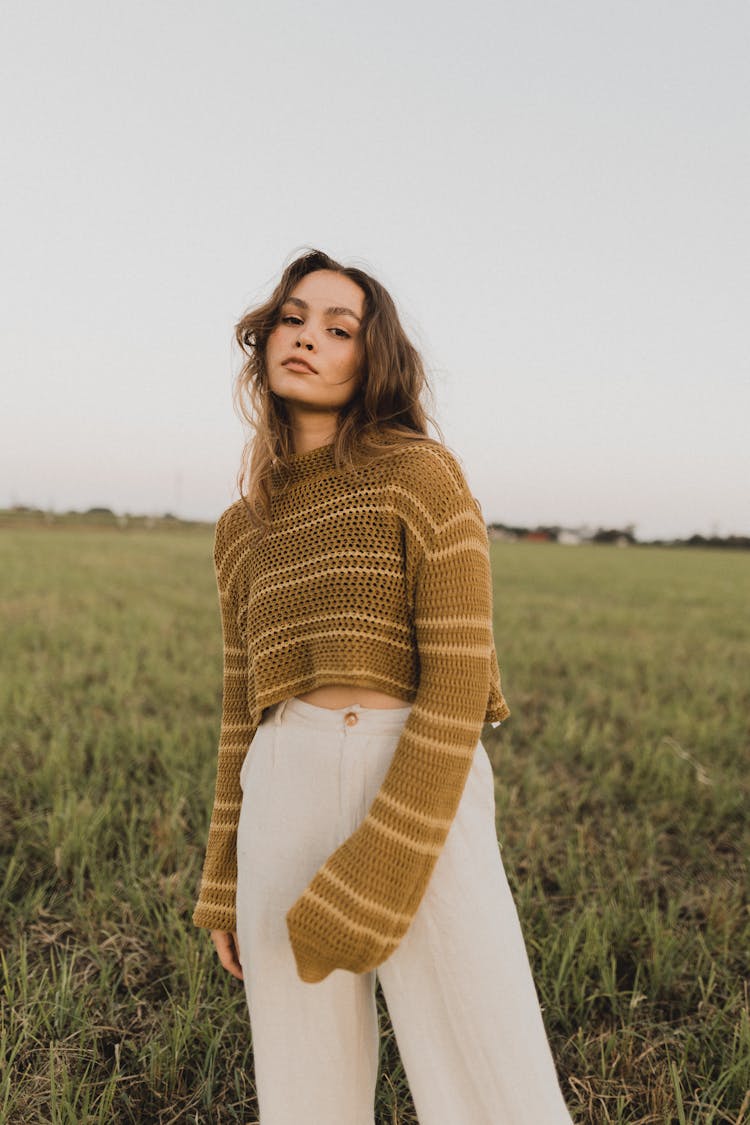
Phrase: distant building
[
  {"left": 558, "top": 529, "right": 583, "bottom": 545},
  {"left": 485, "top": 521, "right": 639, "bottom": 546}
]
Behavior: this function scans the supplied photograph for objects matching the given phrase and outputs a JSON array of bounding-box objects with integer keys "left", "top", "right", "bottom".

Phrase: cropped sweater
[{"left": 193, "top": 435, "right": 511, "bottom": 982}]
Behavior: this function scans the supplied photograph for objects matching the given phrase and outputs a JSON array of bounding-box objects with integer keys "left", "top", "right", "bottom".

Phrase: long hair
[{"left": 232, "top": 247, "right": 446, "bottom": 535}]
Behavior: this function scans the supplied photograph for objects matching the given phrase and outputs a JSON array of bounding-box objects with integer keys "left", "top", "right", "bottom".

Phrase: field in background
[{"left": 1, "top": 528, "right": 748, "bottom": 1124}]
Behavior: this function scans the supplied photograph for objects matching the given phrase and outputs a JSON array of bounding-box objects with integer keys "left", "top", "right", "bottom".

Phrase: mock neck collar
[
  {"left": 272, "top": 429, "right": 402, "bottom": 487},
  {"left": 275, "top": 440, "right": 336, "bottom": 485}
]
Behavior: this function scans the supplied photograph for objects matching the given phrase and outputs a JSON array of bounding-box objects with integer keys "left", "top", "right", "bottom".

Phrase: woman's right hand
[{"left": 210, "top": 929, "right": 244, "bottom": 980}]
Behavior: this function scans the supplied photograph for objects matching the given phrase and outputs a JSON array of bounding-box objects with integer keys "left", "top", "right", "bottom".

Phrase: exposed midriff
[{"left": 294, "top": 684, "right": 410, "bottom": 710}]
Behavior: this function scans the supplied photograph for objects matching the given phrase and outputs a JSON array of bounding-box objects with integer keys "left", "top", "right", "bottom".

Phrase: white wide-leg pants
[{"left": 235, "top": 695, "right": 574, "bottom": 1125}]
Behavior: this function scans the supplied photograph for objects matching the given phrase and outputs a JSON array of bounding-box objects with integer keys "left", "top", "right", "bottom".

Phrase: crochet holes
[
  {"left": 195, "top": 440, "right": 510, "bottom": 933},
  {"left": 248, "top": 472, "right": 413, "bottom": 695}
]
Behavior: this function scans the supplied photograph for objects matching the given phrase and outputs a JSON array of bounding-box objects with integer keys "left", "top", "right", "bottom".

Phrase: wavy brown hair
[{"left": 232, "top": 248, "right": 447, "bottom": 535}]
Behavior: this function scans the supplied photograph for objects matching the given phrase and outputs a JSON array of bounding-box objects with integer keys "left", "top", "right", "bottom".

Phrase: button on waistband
[{"left": 344, "top": 711, "right": 359, "bottom": 726}]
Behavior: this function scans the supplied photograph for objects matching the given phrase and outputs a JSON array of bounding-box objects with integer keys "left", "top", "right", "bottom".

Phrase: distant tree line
[
  {"left": 3, "top": 506, "right": 748, "bottom": 548},
  {"left": 671, "top": 533, "right": 750, "bottom": 550},
  {"left": 1, "top": 505, "right": 205, "bottom": 530},
  {"left": 488, "top": 523, "right": 750, "bottom": 549}
]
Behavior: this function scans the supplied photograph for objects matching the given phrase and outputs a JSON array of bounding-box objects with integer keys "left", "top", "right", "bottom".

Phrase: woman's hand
[{"left": 210, "top": 930, "right": 244, "bottom": 980}]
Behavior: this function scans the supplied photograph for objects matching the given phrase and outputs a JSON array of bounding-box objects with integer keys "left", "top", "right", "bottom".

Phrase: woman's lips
[{"left": 283, "top": 360, "right": 316, "bottom": 373}]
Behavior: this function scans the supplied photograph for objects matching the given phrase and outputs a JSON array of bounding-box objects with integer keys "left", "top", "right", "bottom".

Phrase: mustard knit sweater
[{"left": 193, "top": 436, "right": 510, "bottom": 983}]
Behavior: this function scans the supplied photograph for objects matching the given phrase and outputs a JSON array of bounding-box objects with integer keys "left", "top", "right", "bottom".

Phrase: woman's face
[{"left": 265, "top": 270, "right": 366, "bottom": 416}]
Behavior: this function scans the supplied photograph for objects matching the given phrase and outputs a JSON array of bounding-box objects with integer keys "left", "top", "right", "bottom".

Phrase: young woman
[{"left": 193, "top": 249, "right": 574, "bottom": 1124}]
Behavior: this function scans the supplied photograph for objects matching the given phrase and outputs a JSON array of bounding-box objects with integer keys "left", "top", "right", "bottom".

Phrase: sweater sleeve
[
  {"left": 285, "top": 469, "right": 497, "bottom": 981},
  {"left": 193, "top": 511, "right": 258, "bottom": 932}
]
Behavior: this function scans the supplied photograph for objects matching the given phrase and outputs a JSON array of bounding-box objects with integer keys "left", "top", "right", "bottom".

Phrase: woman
[{"left": 193, "top": 249, "right": 574, "bottom": 1124}]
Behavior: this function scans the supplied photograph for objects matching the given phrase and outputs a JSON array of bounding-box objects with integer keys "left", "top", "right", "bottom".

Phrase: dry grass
[{"left": 1, "top": 529, "right": 748, "bottom": 1122}]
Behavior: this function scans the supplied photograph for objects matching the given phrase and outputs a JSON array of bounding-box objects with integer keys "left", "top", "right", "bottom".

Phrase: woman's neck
[{"left": 288, "top": 412, "right": 339, "bottom": 457}]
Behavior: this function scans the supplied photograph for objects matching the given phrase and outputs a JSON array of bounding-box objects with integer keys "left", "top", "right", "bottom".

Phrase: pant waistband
[{"left": 268, "top": 695, "right": 414, "bottom": 734}]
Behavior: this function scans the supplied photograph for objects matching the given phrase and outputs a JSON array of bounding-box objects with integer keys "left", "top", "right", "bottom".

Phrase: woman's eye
[{"left": 281, "top": 315, "right": 349, "bottom": 339}]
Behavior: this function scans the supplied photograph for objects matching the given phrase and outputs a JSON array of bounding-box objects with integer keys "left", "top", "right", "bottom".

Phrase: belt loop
[
  {"left": 272, "top": 698, "right": 290, "bottom": 771},
  {"left": 274, "top": 697, "right": 290, "bottom": 725},
  {"left": 338, "top": 722, "right": 347, "bottom": 831}
]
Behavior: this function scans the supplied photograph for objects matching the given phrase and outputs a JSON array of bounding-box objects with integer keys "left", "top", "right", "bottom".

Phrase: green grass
[{"left": 1, "top": 529, "right": 748, "bottom": 1123}]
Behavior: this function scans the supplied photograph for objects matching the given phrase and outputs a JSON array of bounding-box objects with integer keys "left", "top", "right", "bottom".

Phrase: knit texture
[{"left": 193, "top": 436, "right": 510, "bottom": 981}]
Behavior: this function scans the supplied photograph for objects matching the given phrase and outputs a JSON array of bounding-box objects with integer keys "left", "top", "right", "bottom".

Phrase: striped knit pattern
[{"left": 193, "top": 436, "right": 510, "bottom": 981}]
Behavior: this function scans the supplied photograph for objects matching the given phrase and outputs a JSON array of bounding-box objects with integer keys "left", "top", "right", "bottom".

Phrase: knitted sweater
[{"left": 193, "top": 436, "right": 510, "bottom": 982}]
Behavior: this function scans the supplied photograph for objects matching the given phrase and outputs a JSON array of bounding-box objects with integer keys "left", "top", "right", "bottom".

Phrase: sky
[{"left": 2, "top": 0, "right": 748, "bottom": 542}]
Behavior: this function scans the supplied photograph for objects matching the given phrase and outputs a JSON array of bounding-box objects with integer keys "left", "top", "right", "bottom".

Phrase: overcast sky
[{"left": 2, "top": 0, "right": 748, "bottom": 541}]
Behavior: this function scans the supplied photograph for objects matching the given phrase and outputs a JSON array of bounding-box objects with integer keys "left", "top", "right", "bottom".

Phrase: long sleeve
[
  {"left": 193, "top": 512, "right": 259, "bottom": 931},
  {"left": 285, "top": 474, "right": 498, "bottom": 982}
]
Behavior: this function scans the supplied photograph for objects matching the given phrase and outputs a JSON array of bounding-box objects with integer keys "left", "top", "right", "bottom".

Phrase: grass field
[{"left": 1, "top": 527, "right": 748, "bottom": 1123}]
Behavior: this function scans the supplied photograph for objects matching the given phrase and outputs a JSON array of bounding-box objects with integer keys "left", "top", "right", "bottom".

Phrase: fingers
[{"left": 210, "top": 929, "right": 244, "bottom": 980}]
